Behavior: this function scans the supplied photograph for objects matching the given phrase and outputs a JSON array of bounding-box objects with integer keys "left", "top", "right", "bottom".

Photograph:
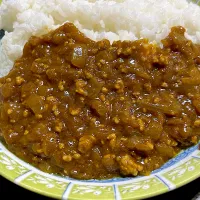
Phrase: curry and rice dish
[{"left": 0, "top": 23, "right": 199, "bottom": 179}]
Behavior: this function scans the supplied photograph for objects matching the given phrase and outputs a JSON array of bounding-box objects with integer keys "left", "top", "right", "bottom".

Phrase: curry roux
[{"left": 0, "top": 23, "right": 199, "bottom": 179}]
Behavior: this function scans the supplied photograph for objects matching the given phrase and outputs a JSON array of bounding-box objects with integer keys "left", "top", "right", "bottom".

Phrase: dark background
[{"left": 0, "top": 175, "right": 199, "bottom": 200}]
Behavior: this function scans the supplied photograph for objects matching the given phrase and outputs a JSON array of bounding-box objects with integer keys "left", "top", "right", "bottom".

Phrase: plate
[
  {"left": 0, "top": 141, "right": 199, "bottom": 199},
  {"left": 0, "top": 1, "right": 200, "bottom": 199}
]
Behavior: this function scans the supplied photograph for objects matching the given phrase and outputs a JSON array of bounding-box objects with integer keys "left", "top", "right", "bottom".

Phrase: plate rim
[{"left": 0, "top": 141, "right": 199, "bottom": 200}]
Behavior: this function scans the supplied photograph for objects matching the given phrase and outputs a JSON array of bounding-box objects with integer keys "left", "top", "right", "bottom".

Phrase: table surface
[{"left": 0, "top": 175, "right": 199, "bottom": 200}]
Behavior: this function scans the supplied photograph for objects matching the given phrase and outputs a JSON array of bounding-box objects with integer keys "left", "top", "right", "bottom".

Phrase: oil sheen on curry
[{"left": 0, "top": 23, "right": 199, "bottom": 179}]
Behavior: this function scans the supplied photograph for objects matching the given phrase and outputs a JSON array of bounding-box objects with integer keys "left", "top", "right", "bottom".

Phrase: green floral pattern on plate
[
  {"left": 118, "top": 177, "right": 168, "bottom": 199},
  {"left": 68, "top": 185, "right": 115, "bottom": 200},
  {"left": 0, "top": 152, "right": 29, "bottom": 179},
  {"left": 19, "top": 173, "right": 69, "bottom": 199},
  {"left": 161, "top": 158, "right": 200, "bottom": 185}
]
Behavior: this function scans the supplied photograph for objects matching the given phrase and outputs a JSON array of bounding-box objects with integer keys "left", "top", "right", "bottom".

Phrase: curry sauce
[{"left": 0, "top": 23, "right": 199, "bottom": 179}]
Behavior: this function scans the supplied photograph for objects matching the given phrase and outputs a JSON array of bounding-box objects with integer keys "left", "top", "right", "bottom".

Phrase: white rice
[{"left": 0, "top": 0, "right": 200, "bottom": 77}]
